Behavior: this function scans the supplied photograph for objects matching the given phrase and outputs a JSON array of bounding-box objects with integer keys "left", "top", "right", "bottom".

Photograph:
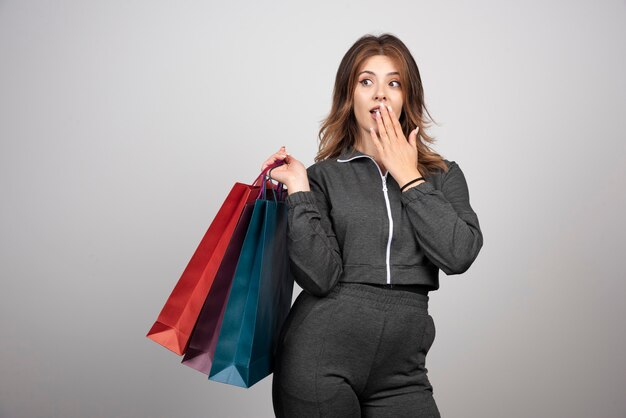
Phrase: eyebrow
[{"left": 358, "top": 70, "right": 400, "bottom": 77}]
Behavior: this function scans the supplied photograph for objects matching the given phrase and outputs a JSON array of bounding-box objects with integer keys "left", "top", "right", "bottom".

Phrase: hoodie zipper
[{"left": 336, "top": 155, "right": 394, "bottom": 285}]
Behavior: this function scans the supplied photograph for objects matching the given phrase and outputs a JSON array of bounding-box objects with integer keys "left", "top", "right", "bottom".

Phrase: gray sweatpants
[{"left": 272, "top": 282, "right": 440, "bottom": 418}]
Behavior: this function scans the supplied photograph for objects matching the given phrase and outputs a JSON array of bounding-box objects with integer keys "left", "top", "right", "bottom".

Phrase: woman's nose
[{"left": 374, "top": 88, "right": 387, "bottom": 101}]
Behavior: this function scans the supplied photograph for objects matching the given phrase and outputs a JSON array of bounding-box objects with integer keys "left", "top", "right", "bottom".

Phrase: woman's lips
[
  {"left": 370, "top": 109, "right": 380, "bottom": 120},
  {"left": 370, "top": 108, "right": 380, "bottom": 120}
]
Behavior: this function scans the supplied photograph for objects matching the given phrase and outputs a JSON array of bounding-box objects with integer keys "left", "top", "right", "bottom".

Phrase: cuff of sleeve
[
  {"left": 400, "top": 181, "right": 437, "bottom": 203},
  {"left": 286, "top": 190, "right": 317, "bottom": 208}
]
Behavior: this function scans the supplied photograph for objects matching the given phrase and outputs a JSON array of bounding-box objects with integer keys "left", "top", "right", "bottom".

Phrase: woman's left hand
[{"left": 369, "top": 104, "right": 423, "bottom": 187}]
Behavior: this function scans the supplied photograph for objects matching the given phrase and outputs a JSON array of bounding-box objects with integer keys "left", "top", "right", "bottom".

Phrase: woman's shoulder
[
  {"left": 443, "top": 158, "right": 460, "bottom": 174},
  {"left": 442, "top": 158, "right": 466, "bottom": 176},
  {"left": 437, "top": 158, "right": 474, "bottom": 190},
  {"left": 424, "top": 158, "right": 455, "bottom": 179},
  {"left": 305, "top": 158, "right": 336, "bottom": 177},
  {"left": 422, "top": 158, "right": 468, "bottom": 190}
]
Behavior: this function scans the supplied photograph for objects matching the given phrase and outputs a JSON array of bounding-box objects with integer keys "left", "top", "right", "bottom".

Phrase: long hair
[{"left": 315, "top": 33, "right": 448, "bottom": 176}]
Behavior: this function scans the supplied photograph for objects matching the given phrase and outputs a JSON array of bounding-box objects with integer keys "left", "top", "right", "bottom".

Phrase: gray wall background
[{"left": 1, "top": 1, "right": 625, "bottom": 417}]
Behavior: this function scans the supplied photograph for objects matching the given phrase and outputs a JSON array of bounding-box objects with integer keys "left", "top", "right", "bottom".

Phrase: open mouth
[
  {"left": 369, "top": 104, "right": 383, "bottom": 114},
  {"left": 370, "top": 105, "right": 383, "bottom": 119}
]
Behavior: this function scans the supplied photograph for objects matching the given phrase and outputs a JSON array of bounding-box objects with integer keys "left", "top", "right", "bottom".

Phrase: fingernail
[{"left": 387, "top": 105, "right": 392, "bottom": 112}]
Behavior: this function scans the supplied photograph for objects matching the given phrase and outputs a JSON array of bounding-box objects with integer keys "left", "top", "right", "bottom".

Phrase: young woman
[{"left": 261, "top": 33, "right": 483, "bottom": 418}]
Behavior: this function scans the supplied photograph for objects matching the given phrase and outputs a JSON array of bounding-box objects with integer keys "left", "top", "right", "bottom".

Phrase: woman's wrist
[
  {"left": 401, "top": 178, "right": 425, "bottom": 192},
  {"left": 286, "top": 179, "right": 311, "bottom": 195},
  {"left": 397, "top": 168, "right": 426, "bottom": 192},
  {"left": 400, "top": 177, "right": 425, "bottom": 192}
]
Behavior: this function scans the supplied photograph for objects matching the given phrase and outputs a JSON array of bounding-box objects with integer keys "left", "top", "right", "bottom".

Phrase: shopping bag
[
  {"left": 182, "top": 168, "right": 286, "bottom": 374},
  {"left": 180, "top": 201, "right": 256, "bottom": 373},
  {"left": 208, "top": 174, "right": 293, "bottom": 388},
  {"left": 146, "top": 176, "right": 267, "bottom": 355}
]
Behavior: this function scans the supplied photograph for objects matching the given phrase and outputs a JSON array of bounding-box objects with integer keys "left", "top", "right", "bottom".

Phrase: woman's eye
[{"left": 359, "top": 79, "right": 400, "bottom": 87}]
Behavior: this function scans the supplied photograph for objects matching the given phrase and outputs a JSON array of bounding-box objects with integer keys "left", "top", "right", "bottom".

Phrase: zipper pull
[{"left": 382, "top": 177, "right": 388, "bottom": 192}]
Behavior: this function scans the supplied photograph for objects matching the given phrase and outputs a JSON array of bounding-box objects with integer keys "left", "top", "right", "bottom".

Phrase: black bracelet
[{"left": 400, "top": 177, "right": 425, "bottom": 192}]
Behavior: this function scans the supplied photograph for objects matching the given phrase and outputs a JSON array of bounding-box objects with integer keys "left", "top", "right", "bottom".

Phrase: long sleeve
[
  {"left": 400, "top": 161, "right": 483, "bottom": 275},
  {"left": 285, "top": 173, "right": 343, "bottom": 297}
]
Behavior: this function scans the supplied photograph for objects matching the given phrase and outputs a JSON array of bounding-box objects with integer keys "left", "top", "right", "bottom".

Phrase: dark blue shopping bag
[{"left": 208, "top": 173, "right": 294, "bottom": 388}]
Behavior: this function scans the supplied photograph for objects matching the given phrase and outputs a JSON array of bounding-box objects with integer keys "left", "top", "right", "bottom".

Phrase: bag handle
[
  {"left": 267, "top": 164, "right": 287, "bottom": 201},
  {"left": 252, "top": 161, "right": 287, "bottom": 201}
]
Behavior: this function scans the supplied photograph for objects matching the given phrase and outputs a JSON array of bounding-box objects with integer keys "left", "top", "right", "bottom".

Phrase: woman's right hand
[{"left": 261, "top": 146, "right": 310, "bottom": 194}]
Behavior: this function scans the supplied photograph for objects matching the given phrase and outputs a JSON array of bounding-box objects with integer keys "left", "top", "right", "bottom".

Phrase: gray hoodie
[{"left": 285, "top": 144, "right": 483, "bottom": 297}]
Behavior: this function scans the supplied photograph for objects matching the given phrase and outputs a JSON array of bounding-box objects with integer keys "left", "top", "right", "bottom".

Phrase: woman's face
[{"left": 353, "top": 55, "right": 404, "bottom": 137}]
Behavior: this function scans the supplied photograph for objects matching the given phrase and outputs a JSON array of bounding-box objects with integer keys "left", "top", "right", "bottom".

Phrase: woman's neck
[{"left": 354, "top": 137, "right": 387, "bottom": 174}]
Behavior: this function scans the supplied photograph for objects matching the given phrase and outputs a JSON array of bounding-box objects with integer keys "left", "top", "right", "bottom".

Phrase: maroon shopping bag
[{"left": 180, "top": 202, "right": 256, "bottom": 373}]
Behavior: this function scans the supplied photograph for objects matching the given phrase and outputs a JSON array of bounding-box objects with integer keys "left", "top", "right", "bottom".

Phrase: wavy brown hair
[{"left": 315, "top": 33, "right": 448, "bottom": 176}]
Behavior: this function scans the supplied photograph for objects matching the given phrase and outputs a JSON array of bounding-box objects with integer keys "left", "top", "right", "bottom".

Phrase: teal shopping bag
[{"left": 209, "top": 174, "right": 294, "bottom": 388}]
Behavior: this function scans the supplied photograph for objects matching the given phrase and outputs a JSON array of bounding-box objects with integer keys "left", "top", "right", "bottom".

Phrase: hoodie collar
[
  {"left": 336, "top": 144, "right": 370, "bottom": 162},
  {"left": 336, "top": 144, "right": 389, "bottom": 177}
]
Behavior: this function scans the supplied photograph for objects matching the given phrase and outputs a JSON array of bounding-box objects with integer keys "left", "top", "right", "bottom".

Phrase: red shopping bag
[{"left": 147, "top": 176, "right": 269, "bottom": 355}]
